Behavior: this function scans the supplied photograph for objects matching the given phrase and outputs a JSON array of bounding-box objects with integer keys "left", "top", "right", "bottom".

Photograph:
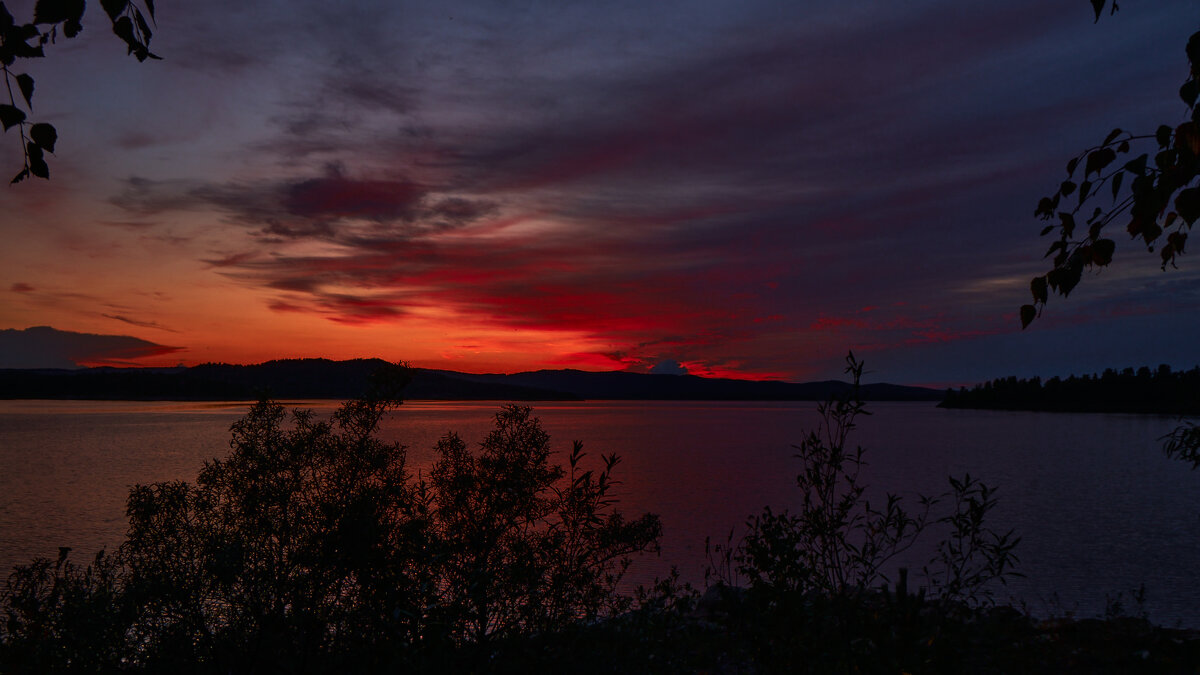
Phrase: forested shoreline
[{"left": 940, "top": 365, "right": 1200, "bottom": 415}]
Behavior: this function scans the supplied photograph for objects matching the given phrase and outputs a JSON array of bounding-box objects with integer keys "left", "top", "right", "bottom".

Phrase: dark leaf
[
  {"left": 1040, "top": 225, "right": 1054, "bottom": 236},
  {"left": 30, "top": 122, "right": 55, "bottom": 152},
  {"left": 33, "top": 0, "right": 70, "bottom": 24},
  {"left": 1066, "top": 156, "right": 1080, "bottom": 176},
  {"left": 1047, "top": 268, "right": 1063, "bottom": 290},
  {"left": 1177, "top": 122, "right": 1200, "bottom": 155},
  {"left": 1079, "top": 181, "right": 1092, "bottom": 202},
  {"left": 1058, "top": 212, "right": 1076, "bottom": 238},
  {"left": 134, "top": 8, "right": 151, "bottom": 42},
  {"left": 1085, "top": 148, "right": 1116, "bottom": 177},
  {"left": 0, "top": 104, "right": 25, "bottom": 130},
  {"left": 1155, "top": 149, "right": 1178, "bottom": 171},
  {"left": 145, "top": 0, "right": 155, "bottom": 21},
  {"left": 1143, "top": 222, "right": 1163, "bottom": 245},
  {"left": 1103, "top": 128, "right": 1122, "bottom": 146},
  {"left": 1044, "top": 240, "right": 1066, "bottom": 259},
  {"left": 112, "top": 16, "right": 136, "bottom": 51},
  {"left": 1188, "top": 30, "right": 1200, "bottom": 66},
  {"left": 35, "top": 0, "right": 84, "bottom": 25},
  {"left": 15, "top": 73, "right": 32, "bottom": 108},
  {"left": 1035, "top": 197, "right": 1055, "bottom": 218},
  {"left": 1182, "top": 79, "right": 1200, "bottom": 107},
  {"left": 1161, "top": 243, "right": 1176, "bottom": 266},
  {"left": 1158, "top": 124, "right": 1174, "bottom": 149},
  {"left": 1118, "top": 139, "right": 1129, "bottom": 153},
  {"left": 1090, "top": 0, "right": 1104, "bottom": 22},
  {"left": 1030, "top": 277, "right": 1048, "bottom": 304},
  {"left": 1058, "top": 258, "right": 1083, "bottom": 296},
  {"left": 1060, "top": 180, "right": 1076, "bottom": 197},
  {"left": 1175, "top": 187, "right": 1200, "bottom": 225},
  {"left": 100, "top": 0, "right": 128, "bottom": 21},
  {"left": 11, "top": 167, "right": 27, "bottom": 184},
  {"left": 63, "top": 16, "right": 80, "bottom": 37},
  {"left": 1111, "top": 171, "right": 1124, "bottom": 202},
  {"left": 1079, "top": 244, "right": 1094, "bottom": 265},
  {"left": 0, "top": 4, "right": 12, "bottom": 30},
  {"left": 27, "top": 141, "right": 47, "bottom": 178},
  {"left": 1168, "top": 230, "right": 1188, "bottom": 254},
  {"left": 1127, "top": 216, "right": 1144, "bottom": 238},
  {"left": 1123, "top": 154, "right": 1147, "bottom": 175},
  {"left": 1092, "top": 238, "right": 1115, "bottom": 266},
  {"left": 1020, "top": 304, "right": 1036, "bottom": 329}
]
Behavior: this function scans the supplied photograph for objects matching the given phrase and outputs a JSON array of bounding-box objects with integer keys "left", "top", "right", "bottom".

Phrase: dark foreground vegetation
[
  {"left": 3, "top": 359, "right": 1199, "bottom": 673},
  {"left": 940, "top": 364, "right": 1200, "bottom": 415}
]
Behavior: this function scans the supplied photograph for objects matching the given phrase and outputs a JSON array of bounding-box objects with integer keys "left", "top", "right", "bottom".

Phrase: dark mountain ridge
[{"left": 0, "top": 359, "right": 943, "bottom": 402}]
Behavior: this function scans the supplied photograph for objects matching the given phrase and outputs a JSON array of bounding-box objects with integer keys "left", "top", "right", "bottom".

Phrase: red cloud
[{"left": 284, "top": 177, "right": 425, "bottom": 220}]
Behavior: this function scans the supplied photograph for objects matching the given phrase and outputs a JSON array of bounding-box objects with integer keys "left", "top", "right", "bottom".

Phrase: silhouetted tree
[
  {"left": 0, "top": 394, "right": 661, "bottom": 672},
  {"left": 2, "top": 0, "right": 157, "bottom": 183},
  {"left": 736, "top": 353, "right": 1019, "bottom": 606},
  {"left": 1022, "top": 3, "right": 1200, "bottom": 328},
  {"left": 424, "top": 406, "right": 661, "bottom": 645}
]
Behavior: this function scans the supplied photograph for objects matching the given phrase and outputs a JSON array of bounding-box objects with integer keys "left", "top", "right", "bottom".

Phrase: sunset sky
[{"left": 2, "top": 0, "right": 1198, "bottom": 385}]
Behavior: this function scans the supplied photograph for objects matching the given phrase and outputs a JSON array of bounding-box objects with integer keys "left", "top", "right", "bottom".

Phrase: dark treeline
[{"left": 939, "top": 365, "right": 1200, "bottom": 415}]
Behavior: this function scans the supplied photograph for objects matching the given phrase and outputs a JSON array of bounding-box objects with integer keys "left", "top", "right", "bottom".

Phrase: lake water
[{"left": 2, "top": 399, "right": 1198, "bottom": 626}]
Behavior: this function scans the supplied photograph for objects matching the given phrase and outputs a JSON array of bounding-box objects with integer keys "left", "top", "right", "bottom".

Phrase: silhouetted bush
[
  {"left": 701, "top": 353, "right": 1023, "bottom": 672},
  {"left": 0, "top": 398, "right": 660, "bottom": 672}
]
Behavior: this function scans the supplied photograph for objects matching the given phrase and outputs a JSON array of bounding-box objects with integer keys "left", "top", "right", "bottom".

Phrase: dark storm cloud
[
  {"left": 0, "top": 327, "right": 183, "bottom": 369},
  {"left": 113, "top": 171, "right": 495, "bottom": 244}
]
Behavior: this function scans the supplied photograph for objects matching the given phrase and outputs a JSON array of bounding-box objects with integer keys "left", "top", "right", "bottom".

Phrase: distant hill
[
  {"left": 428, "top": 368, "right": 943, "bottom": 401},
  {"left": 0, "top": 359, "right": 943, "bottom": 402}
]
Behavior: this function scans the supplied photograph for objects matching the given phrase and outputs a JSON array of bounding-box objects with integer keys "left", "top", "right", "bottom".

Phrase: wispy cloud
[{"left": 102, "top": 313, "right": 180, "bottom": 333}]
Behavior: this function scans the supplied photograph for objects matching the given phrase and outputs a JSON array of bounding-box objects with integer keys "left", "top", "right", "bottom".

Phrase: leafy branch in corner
[
  {"left": 0, "top": 0, "right": 157, "bottom": 185},
  {"left": 1021, "top": 1, "right": 1198, "bottom": 328}
]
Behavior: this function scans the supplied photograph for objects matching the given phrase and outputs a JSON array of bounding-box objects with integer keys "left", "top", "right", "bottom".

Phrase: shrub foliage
[{"left": 0, "top": 397, "right": 661, "bottom": 672}]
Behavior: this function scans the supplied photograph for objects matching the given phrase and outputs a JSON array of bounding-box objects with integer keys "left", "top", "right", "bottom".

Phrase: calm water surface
[{"left": 1, "top": 400, "right": 1197, "bottom": 626}]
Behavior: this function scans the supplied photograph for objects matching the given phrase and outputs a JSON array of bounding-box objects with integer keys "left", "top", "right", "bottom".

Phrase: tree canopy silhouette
[
  {"left": 0, "top": 394, "right": 661, "bottom": 671},
  {"left": 1022, "top": 1, "right": 1200, "bottom": 328},
  {"left": 1, "top": 0, "right": 157, "bottom": 184}
]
